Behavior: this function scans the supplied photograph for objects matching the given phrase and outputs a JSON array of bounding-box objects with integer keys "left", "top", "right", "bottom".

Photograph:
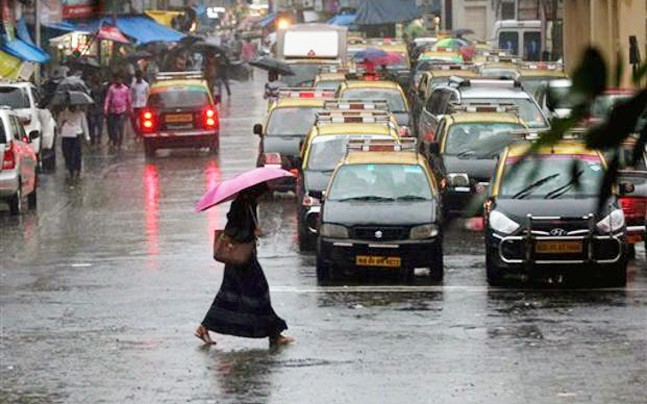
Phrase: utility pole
[{"left": 34, "top": 0, "right": 41, "bottom": 88}]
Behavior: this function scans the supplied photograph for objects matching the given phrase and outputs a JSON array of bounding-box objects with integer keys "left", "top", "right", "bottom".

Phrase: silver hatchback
[{"left": 0, "top": 107, "right": 38, "bottom": 214}]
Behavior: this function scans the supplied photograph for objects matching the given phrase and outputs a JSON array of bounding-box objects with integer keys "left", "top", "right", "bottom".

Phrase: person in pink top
[{"left": 104, "top": 73, "right": 131, "bottom": 149}]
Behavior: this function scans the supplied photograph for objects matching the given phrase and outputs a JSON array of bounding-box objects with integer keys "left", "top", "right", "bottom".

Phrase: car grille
[
  {"left": 524, "top": 218, "right": 592, "bottom": 235},
  {"left": 352, "top": 226, "right": 408, "bottom": 241}
]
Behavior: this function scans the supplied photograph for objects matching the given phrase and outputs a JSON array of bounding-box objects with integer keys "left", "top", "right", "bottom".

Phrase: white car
[
  {"left": 0, "top": 82, "right": 56, "bottom": 170},
  {"left": 0, "top": 107, "right": 38, "bottom": 214}
]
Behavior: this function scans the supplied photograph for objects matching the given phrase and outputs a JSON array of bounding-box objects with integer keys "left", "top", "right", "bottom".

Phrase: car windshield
[
  {"left": 445, "top": 122, "right": 526, "bottom": 156},
  {"left": 465, "top": 97, "right": 548, "bottom": 128},
  {"left": 328, "top": 164, "right": 433, "bottom": 201},
  {"left": 499, "top": 155, "right": 604, "bottom": 199},
  {"left": 266, "top": 107, "right": 322, "bottom": 136},
  {"left": 148, "top": 88, "right": 210, "bottom": 109},
  {"left": 282, "top": 64, "right": 325, "bottom": 87},
  {"left": 340, "top": 88, "right": 406, "bottom": 112},
  {"left": 519, "top": 77, "right": 553, "bottom": 98},
  {"left": 546, "top": 85, "right": 574, "bottom": 109},
  {"left": 0, "top": 87, "right": 29, "bottom": 109},
  {"left": 306, "top": 135, "right": 390, "bottom": 171},
  {"left": 590, "top": 94, "right": 632, "bottom": 119}
]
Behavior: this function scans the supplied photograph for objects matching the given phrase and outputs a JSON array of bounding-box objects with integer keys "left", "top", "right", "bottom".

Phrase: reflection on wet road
[{"left": 0, "top": 74, "right": 645, "bottom": 403}]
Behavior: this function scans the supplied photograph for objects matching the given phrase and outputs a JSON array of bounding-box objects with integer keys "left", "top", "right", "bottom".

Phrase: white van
[{"left": 491, "top": 20, "right": 544, "bottom": 61}]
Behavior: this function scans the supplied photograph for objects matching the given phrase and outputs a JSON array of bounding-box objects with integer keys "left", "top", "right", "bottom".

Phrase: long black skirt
[
  {"left": 61, "top": 136, "right": 82, "bottom": 172},
  {"left": 202, "top": 256, "right": 287, "bottom": 338}
]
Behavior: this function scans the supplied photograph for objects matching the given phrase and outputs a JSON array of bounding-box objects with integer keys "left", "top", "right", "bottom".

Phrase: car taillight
[
  {"left": 202, "top": 107, "right": 218, "bottom": 130},
  {"left": 399, "top": 126, "right": 410, "bottom": 137},
  {"left": 3, "top": 142, "right": 16, "bottom": 170},
  {"left": 620, "top": 197, "right": 645, "bottom": 220},
  {"left": 140, "top": 109, "right": 157, "bottom": 133},
  {"left": 302, "top": 194, "right": 320, "bottom": 207},
  {"left": 263, "top": 152, "right": 282, "bottom": 166}
]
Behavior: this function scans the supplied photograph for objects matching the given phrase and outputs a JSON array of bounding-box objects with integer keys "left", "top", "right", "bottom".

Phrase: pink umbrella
[
  {"left": 195, "top": 166, "right": 295, "bottom": 212},
  {"left": 373, "top": 52, "right": 405, "bottom": 66},
  {"left": 96, "top": 26, "right": 131, "bottom": 44}
]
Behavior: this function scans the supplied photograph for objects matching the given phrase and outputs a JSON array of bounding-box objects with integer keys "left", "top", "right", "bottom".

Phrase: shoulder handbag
[{"left": 213, "top": 207, "right": 257, "bottom": 266}]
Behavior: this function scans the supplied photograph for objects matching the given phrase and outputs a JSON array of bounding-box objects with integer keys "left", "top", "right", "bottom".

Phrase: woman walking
[
  {"left": 58, "top": 103, "right": 90, "bottom": 180},
  {"left": 196, "top": 183, "right": 294, "bottom": 347}
]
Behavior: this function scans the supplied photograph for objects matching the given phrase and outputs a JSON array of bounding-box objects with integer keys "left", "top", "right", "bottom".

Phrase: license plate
[
  {"left": 355, "top": 255, "right": 401, "bottom": 268},
  {"left": 535, "top": 241, "right": 583, "bottom": 254},
  {"left": 165, "top": 114, "right": 193, "bottom": 123},
  {"left": 627, "top": 234, "right": 644, "bottom": 244}
]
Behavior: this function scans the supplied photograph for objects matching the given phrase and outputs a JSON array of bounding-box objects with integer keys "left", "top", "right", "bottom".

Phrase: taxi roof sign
[
  {"left": 323, "top": 99, "right": 389, "bottom": 111},
  {"left": 278, "top": 87, "right": 336, "bottom": 99},
  {"left": 319, "top": 66, "right": 355, "bottom": 74},
  {"left": 155, "top": 71, "right": 205, "bottom": 81},
  {"left": 316, "top": 110, "right": 391, "bottom": 124},
  {"left": 449, "top": 101, "right": 519, "bottom": 114},
  {"left": 450, "top": 77, "right": 522, "bottom": 89},
  {"left": 431, "top": 63, "right": 476, "bottom": 71},
  {"left": 518, "top": 62, "right": 565, "bottom": 71},
  {"left": 346, "top": 137, "right": 416, "bottom": 153}
]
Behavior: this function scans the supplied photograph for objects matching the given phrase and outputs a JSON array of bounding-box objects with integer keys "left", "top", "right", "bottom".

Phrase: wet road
[{"left": 1, "top": 73, "right": 646, "bottom": 403}]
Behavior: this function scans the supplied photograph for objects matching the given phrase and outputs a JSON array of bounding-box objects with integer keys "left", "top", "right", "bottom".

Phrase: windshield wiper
[
  {"left": 511, "top": 173, "right": 561, "bottom": 199},
  {"left": 396, "top": 195, "right": 429, "bottom": 201},
  {"left": 456, "top": 150, "right": 477, "bottom": 159},
  {"left": 544, "top": 171, "right": 584, "bottom": 199},
  {"left": 337, "top": 195, "right": 395, "bottom": 202}
]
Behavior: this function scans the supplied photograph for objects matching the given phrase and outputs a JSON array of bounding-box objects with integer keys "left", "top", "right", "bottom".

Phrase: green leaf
[
  {"left": 586, "top": 89, "right": 647, "bottom": 150},
  {"left": 571, "top": 47, "right": 607, "bottom": 99},
  {"left": 632, "top": 62, "right": 647, "bottom": 86}
]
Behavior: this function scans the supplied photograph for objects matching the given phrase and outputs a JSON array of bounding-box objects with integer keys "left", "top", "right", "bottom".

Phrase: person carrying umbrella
[
  {"left": 57, "top": 100, "right": 90, "bottom": 181},
  {"left": 263, "top": 70, "right": 284, "bottom": 108},
  {"left": 194, "top": 168, "right": 295, "bottom": 347}
]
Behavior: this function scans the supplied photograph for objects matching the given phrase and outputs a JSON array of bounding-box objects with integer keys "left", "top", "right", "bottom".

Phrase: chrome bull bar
[{"left": 498, "top": 214, "right": 623, "bottom": 265}]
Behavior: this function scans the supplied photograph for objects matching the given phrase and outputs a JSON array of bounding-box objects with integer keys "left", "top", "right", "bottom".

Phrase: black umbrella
[
  {"left": 49, "top": 90, "right": 95, "bottom": 107},
  {"left": 452, "top": 28, "right": 475, "bottom": 37},
  {"left": 55, "top": 76, "right": 90, "bottom": 94},
  {"left": 67, "top": 57, "right": 101, "bottom": 69},
  {"left": 192, "top": 40, "right": 228, "bottom": 55},
  {"left": 127, "top": 50, "right": 153, "bottom": 60},
  {"left": 249, "top": 57, "right": 294, "bottom": 76}
]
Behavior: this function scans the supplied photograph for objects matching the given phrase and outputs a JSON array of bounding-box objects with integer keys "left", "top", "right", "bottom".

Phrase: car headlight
[
  {"left": 319, "top": 223, "right": 349, "bottom": 238},
  {"left": 447, "top": 173, "right": 470, "bottom": 187},
  {"left": 488, "top": 210, "right": 520, "bottom": 234},
  {"left": 410, "top": 224, "right": 439, "bottom": 239},
  {"left": 596, "top": 209, "right": 625, "bottom": 233}
]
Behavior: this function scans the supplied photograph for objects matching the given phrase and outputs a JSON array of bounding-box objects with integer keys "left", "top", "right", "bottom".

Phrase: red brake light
[
  {"left": 140, "top": 109, "right": 157, "bottom": 133},
  {"left": 620, "top": 197, "right": 645, "bottom": 219},
  {"left": 3, "top": 142, "right": 16, "bottom": 170},
  {"left": 202, "top": 107, "right": 218, "bottom": 130}
]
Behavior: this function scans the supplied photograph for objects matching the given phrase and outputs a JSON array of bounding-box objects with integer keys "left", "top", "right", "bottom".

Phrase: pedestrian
[
  {"left": 195, "top": 183, "right": 294, "bottom": 347},
  {"left": 87, "top": 74, "right": 106, "bottom": 145},
  {"left": 217, "top": 59, "right": 231, "bottom": 98},
  {"left": 263, "top": 70, "right": 282, "bottom": 108},
  {"left": 130, "top": 70, "right": 149, "bottom": 142},
  {"left": 58, "top": 103, "right": 90, "bottom": 180},
  {"left": 104, "top": 73, "right": 131, "bottom": 149}
]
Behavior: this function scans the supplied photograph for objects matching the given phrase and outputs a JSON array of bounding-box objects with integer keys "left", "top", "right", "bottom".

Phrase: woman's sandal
[
  {"left": 270, "top": 334, "right": 295, "bottom": 346},
  {"left": 194, "top": 325, "right": 216, "bottom": 345}
]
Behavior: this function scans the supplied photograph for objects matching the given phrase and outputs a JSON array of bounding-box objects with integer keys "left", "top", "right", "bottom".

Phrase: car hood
[
  {"left": 263, "top": 134, "right": 303, "bottom": 157},
  {"left": 443, "top": 155, "right": 497, "bottom": 182},
  {"left": 494, "top": 198, "right": 614, "bottom": 222},
  {"left": 304, "top": 170, "right": 333, "bottom": 193},
  {"left": 323, "top": 200, "right": 437, "bottom": 226}
]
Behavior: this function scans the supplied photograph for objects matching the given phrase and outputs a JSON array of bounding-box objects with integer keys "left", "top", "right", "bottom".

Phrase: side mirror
[
  {"left": 29, "top": 130, "right": 39, "bottom": 141},
  {"left": 309, "top": 190, "right": 323, "bottom": 200},
  {"left": 428, "top": 142, "right": 439, "bottom": 155},
  {"left": 253, "top": 124, "right": 263, "bottom": 136},
  {"left": 620, "top": 182, "right": 635, "bottom": 196}
]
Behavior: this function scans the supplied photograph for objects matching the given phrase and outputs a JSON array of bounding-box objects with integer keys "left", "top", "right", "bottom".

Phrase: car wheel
[
  {"left": 429, "top": 240, "right": 444, "bottom": 281},
  {"left": 144, "top": 140, "right": 156, "bottom": 157},
  {"left": 486, "top": 249, "right": 505, "bottom": 286},
  {"left": 316, "top": 255, "right": 330, "bottom": 283},
  {"left": 9, "top": 183, "right": 23, "bottom": 215},
  {"left": 298, "top": 223, "right": 314, "bottom": 252}
]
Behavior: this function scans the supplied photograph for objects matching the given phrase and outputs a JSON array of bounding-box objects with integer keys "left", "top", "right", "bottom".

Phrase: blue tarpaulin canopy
[
  {"left": 355, "top": 0, "right": 419, "bottom": 25},
  {"left": 259, "top": 13, "right": 276, "bottom": 28},
  {"left": 1, "top": 18, "right": 51, "bottom": 63},
  {"left": 327, "top": 13, "right": 356, "bottom": 26},
  {"left": 66, "top": 15, "right": 184, "bottom": 45}
]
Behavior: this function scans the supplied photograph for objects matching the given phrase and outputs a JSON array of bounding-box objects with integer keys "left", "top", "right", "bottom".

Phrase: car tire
[
  {"left": 316, "top": 255, "right": 330, "bottom": 283},
  {"left": 429, "top": 240, "right": 444, "bottom": 281},
  {"left": 9, "top": 182, "right": 23, "bottom": 215},
  {"left": 298, "top": 222, "right": 314, "bottom": 252},
  {"left": 486, "top": 249, "right": 505, "bottom": 286},
  {"left": 144, "top": 140, "right": 156, "bottom": 157}
]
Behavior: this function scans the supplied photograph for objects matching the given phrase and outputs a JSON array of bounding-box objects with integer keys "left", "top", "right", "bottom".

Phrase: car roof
[
  {"left": 274, "top": 98, "right": 326, "bottom": 108},
  {"left": 458, "top": 86, "right": 532, "bottom": 99},
  {"left": 151, "top": 79, "right": 209, "bottom": 90},
  {"left": 428, "top": 70, "right": 478, "bottom": 78},
  {"left": 344, "top": 80, "right": 402, "bottom": 90},
  {"left": 506, "top": 140, "right": 601, "bottom": 158},
  {"left": 344, "top": 151, "right": 422, "bottom": 165},
  {"left": 448, "top": 112, "right": 525, "bottom": 124},
  {"left": 313, "top": 123, "right": 396, "bottom": 136}
]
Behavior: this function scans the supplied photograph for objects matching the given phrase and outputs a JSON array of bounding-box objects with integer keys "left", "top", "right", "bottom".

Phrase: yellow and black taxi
[
  {"left": 337, "top": 80, "right": 412, "bottom": 134},
  {"left": 253, "top": 88, "right": 335, "bottom": 191},
  {"left": 424, "top": 102, "right": 528, "bottom": 217},
  {"left": 296, "top": 110, "right": 400, "bottom": 251},
  {"left": 313, "top": 72, "right": 347, "bottom": 90},
  {"left": 478, "top": 55, "right": 521, "bottom": 80},
  {"left": 484, "top": 136, "right": 630, "bottom": 286},
  {"left": 141, "top": 72, "right": 219, "bottom": 157},
  {"left": 316, "top": 138, "right": 444, "bottom": 282},
  {"left": 516, "top": 62, "right": 569, "bottom": 99}
]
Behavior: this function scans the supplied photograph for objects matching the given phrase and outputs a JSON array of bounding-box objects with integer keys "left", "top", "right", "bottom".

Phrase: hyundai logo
[
  {"left": 375, "top": 230, "right": 383, "bottom": 239},
  {"left": 550, "top": 228, "right": 567, "bottom": 236}
]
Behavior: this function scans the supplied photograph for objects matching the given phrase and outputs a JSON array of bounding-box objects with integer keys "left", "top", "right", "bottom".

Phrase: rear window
[
  {"left": 0, "top": 87, "right": 29, "bottom": 109},
  {"left": 0, "top": 117, "right": 6, "bottom": 143},
  {"left": 266, "top": 107, "right": 322, "bottom": 136},
  {"left": 465, "top": 97, "right": 548, "bottom": 128},
  {"left": 148, "top": 87, "right": 210, "bottom": 109}
]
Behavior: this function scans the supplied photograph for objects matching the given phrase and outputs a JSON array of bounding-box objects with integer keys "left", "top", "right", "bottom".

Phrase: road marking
[
  {"left": 70, "top": 263, "right": 92, "bottom": 267},
  {"left": 269, "top": 285, "right": 647, "bottom": 293}
]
